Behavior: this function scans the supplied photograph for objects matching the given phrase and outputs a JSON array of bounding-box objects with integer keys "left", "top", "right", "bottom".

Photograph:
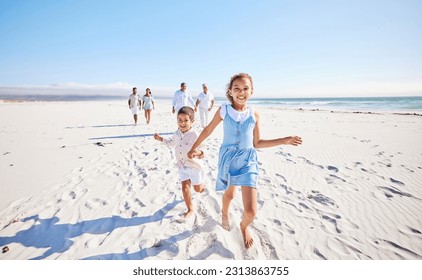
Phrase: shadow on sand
[
  {"left": 0, "top": 200, "right": 182, "bottom": 260},
  {"left": 89, "top": 132, "right": 173, "bottom": 140}
]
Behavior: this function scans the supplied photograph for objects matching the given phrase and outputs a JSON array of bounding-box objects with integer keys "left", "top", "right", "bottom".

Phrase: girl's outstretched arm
[
  {"left": 187, "top": 107, "right": 223, "bottom": 158},
  {"left": 253, "top": 111, "right": 302, "bottom": 148}
]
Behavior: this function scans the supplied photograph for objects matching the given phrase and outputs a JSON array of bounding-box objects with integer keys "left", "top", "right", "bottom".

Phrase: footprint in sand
[
  {"left": 85, "top": 198, "right": 108, "bottom": 209},
  {"left": 275, "top": 173, "right": 287, "bottom": 182},
  {"left": 307, "top": 191, "right": 337, "bottom": 207},
  {"left": 327, "top": 166, "right": 339, "bottom": 173},
  {"left": 390, "top": 177, "right": 405, "bottom": 186},
  {"left": 379, "top": 186, "right": 414, "bottom": 198},
  {"left": 325, "top": 174, "right": 346, "bottom": 185},
  {"left": 321, "top": 214, "right": 342, "bottom": 234}
]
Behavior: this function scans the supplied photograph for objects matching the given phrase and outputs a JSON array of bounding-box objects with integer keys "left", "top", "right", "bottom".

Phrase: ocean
[
  {"left": 1, "top": 95, "right": 422, "bottom": 113},
  {"left": 215, "top": 96, "right": 422, "bottom": 113}
]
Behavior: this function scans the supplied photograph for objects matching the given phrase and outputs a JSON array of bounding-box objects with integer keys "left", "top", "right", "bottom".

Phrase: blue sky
[{"left": 0, "top": 0, "right": 421, "bottom": 98}]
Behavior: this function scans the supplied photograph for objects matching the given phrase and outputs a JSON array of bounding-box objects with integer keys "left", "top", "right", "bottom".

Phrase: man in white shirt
[
  {"left": 195, "top": 83, "right": 215, "bottom": 128},
  {"left": 172, "top": 82, "right": 195, "bottom": 114},
  {"left": 128, "top": 87, "right": 141, "bottom": 125}
]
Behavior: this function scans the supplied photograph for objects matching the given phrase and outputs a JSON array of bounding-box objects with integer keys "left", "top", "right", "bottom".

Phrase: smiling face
[
  {"left": 177, "top": 113, "right": 193, "bottom": 133},
  {"left": 229, "top": 77, "right": 253, "bottom": 108}
]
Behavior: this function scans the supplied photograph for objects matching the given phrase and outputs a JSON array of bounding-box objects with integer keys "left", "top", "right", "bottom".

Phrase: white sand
[{"left": 0, "top": 99, "right": 421, "bottom": 260}]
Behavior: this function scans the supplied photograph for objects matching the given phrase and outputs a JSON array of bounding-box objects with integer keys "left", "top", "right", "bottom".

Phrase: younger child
[
  {"left": 188, "top": 73, "right": 302, "bottom": 249},
  {"left": 154, "top": 106, "right": 206, "bottom": 220}
]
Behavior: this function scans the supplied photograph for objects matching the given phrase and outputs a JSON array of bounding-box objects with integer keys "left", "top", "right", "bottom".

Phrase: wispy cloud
[{"left": 0, "top": 82, "right": 178, "bottom": 97}]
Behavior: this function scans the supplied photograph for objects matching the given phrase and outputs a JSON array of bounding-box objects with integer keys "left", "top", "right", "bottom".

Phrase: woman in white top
[{"left": 142, "top": 88, "right": 155, "bottom": 125}]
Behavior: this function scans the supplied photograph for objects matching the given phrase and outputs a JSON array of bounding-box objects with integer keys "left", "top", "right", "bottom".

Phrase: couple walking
[
  {"left": 128, "top": 87, "right": 155, "bottom": 125},
  {"left": 172, "top": 82, "right": 215, "bottom": 128}
]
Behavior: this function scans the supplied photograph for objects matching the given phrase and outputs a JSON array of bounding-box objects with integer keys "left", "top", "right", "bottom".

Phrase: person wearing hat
[{"left": 195, "top": 83, "right": 215, "bottom": 128}]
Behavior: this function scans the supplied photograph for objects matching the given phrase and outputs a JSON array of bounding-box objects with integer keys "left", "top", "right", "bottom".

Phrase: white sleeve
[
  {"left": 172, "top": 93, "right": 177, "bottom": 107},
  {"left": 220, "top": 104, "right": 226, "bottom": 119},
  {"left": 163, "top": 131, "right": 178, "bottom": 148}
]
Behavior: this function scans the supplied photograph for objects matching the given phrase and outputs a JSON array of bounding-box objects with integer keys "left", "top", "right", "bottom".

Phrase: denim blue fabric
[{"left": 216, "top": 105, "right": 258, "bottom": 191}]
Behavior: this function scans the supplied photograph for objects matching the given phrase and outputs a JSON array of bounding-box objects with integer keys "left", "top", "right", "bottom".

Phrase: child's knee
[
  {"left": 224, "top": 191, "right": 235, "bottom": 201},
  {"left": 243, "top": 208, "right": 257, "bottom": 220}
]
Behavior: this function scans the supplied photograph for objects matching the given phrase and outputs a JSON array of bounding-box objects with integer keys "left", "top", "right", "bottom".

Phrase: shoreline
[{"left": 2, "top": 98, "right": 422, "bottom": 116}]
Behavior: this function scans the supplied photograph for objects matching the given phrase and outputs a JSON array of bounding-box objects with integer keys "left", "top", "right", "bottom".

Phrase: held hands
[
  {"left": 287, "top": 136, "right": 303, "bottom": 146},
  {"left": 187, "top": 149, "right": 203, "bottom": 159}
]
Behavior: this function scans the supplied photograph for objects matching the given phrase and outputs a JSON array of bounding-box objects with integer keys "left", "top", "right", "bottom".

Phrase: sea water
[
  {"left": 215, "top": 96, "right": 422, "bottom": 113},
  {"left": 2, "top": 95, "right": 422, "bottom": 113}
]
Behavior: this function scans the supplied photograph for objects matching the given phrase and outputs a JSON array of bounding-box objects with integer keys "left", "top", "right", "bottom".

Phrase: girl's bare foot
[
  {"left": 222, "top": 213, "right": 230, "bottom": 230},
  {"left": 240, "top": 222, "right": 254, "bottom": 249}
]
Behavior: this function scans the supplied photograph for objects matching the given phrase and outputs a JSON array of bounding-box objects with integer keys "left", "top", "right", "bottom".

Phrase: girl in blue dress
[{"left": 188, "top": 73, "right": 302, "bottom": 249}]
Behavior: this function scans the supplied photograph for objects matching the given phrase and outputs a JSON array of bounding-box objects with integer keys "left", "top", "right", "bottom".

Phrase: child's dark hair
[
  {"left": 226, "top": 73, "right": 253, "bottom": 104},
  {"left": 177, "top": 106, "right": 195, "bottom": 121}
]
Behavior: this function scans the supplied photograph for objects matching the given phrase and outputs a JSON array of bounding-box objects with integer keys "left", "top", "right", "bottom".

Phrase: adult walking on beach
[
  {"left": 128, "top": 87, "right": 141, "bottom": 125},
  {"left": 172, "top": 82, "right": 195, "bottom": 114},
  {"left": 195, "top": 83, "right": 215, "bottom": 128},
  {"left": 142, "top": 88, "right": 155, "bottom": 125}
]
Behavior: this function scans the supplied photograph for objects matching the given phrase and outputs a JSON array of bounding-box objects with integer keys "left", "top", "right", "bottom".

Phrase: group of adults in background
[{"left": 128, "top": 82, "right": 215, "bottom": 127}]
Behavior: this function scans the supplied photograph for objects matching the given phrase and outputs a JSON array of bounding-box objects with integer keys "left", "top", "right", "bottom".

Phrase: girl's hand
[
  {"left": 195, "top": 150, "right": 204, "bottom": 159},
  {"left": 187, "top": 149, "right": 196, "bottom": 159},
  {"left": 288, "top": 136, "right": 303, "bottom": 146}
]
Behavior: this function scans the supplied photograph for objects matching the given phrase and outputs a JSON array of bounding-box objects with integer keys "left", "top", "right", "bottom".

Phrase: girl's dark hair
[
  {"left": 225, "top": 73, "right": 253, "bottom": 104},
  {"left": 177, "top": 106, "right": 195, "bottom": 121}
]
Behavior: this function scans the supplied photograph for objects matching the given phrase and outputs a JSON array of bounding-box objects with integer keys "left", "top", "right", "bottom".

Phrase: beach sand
[{"left": 0, "top": 99, "right": 421, "bottom": 260}]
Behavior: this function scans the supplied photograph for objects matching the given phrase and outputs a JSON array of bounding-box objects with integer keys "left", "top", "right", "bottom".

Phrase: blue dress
[{"left": 216, "top": 104, "right": 259, "bottom": 191}]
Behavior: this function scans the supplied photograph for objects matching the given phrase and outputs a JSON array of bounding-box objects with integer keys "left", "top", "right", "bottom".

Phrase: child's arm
[
  {"left": 187, "top": 107, "right": 223, "bottom": 158},
  {"left": 253, "top": 111, "right": 302, "bottom": 148},
  {"left": 155, "top": 132, "right": 177, "bottom": 147}
]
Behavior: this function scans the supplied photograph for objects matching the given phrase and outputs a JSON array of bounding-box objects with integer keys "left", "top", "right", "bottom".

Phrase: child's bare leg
[
  {"left": 221, "top": 186, "right": 236, "bottom": 230},
  {"left": 134, "top": 114, "right": 138, "bottom": 124},
  {"left": 240, "top": 186, "right": 257, "bottom": 249},
  {"left": 181, "top": 179, "right": 194, "bottom": 219},
  {"left": 193, "top": 184, "right": 205, "bottom": 193}
]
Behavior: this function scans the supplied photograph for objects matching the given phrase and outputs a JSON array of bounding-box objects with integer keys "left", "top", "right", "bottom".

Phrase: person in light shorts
[
  {"left": 195, "top": 83, "right": 215, "bottom": 128},
  {"left": 154, "top": 106, "right": 205, "bottom": 221},
  {"left": 128, "top": 87, "right": 141, "bottom": 125}
]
